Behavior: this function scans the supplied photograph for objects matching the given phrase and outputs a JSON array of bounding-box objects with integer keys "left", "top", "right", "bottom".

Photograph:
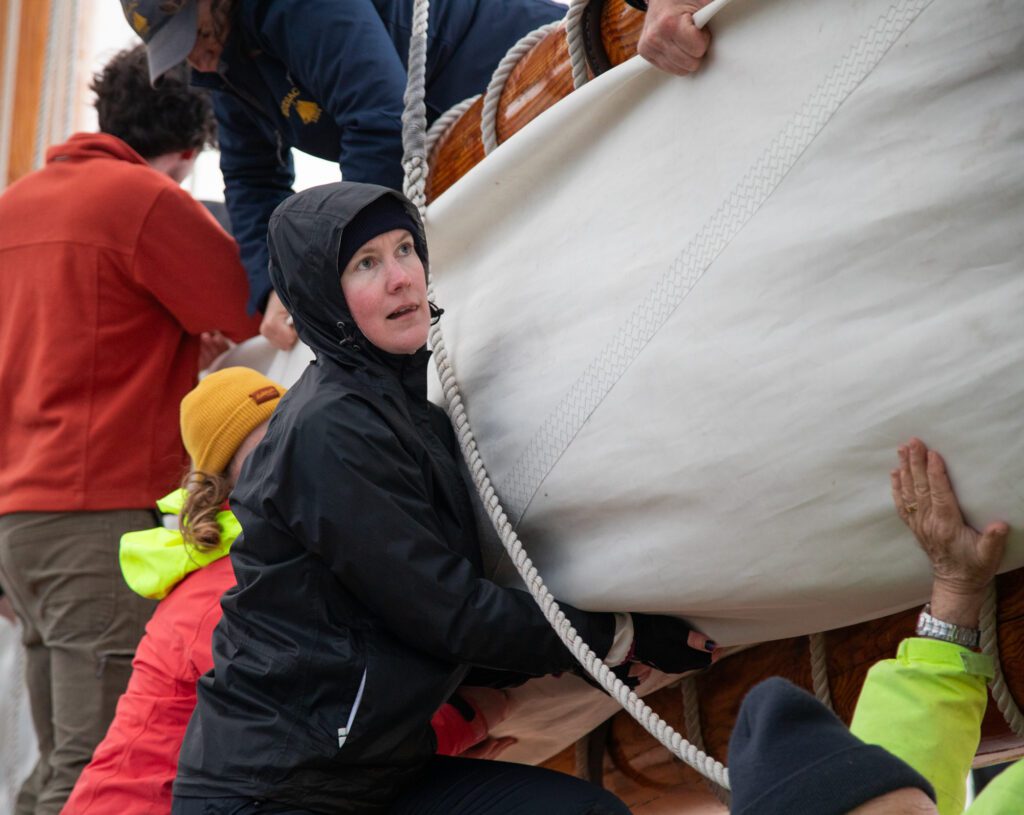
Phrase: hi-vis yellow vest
[{"left": 119, "top": 489, "right": 240, "bottom": 600}]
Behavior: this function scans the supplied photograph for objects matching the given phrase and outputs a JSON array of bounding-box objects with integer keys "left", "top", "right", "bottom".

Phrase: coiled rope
[
  {"left": 401, "top": 0, "right": 729, "bottom": 788},
  {"left": 425, "top": 94, "right": 480, "bottom": 158},
  {"left": 809, "top": 631, "right": 835, "bottom": 711},
  {"left": 980, "top": 583, "right": 1024, "bottom": 738},
  {"left": 481, "top": 20, "right": 561, "bottom": 155}
]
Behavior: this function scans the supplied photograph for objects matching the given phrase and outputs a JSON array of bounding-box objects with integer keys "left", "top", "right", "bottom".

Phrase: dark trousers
[
  {"left": 171, "top": 756, "right": 632, "bottom": 814},
  {"left": 0, "top": 510, "right": 157, "bottom": 815}
]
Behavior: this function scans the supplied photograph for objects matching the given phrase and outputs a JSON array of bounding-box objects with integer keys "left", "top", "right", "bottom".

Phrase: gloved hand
[{"left": 630, "top": 613, "right": 715, "bottom": 674}]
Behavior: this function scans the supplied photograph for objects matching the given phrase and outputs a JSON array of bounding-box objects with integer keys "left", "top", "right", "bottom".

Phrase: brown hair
[
  {"left": 179, "top": 470, "right": 232, "bottom": 551},
  {"left": 91, "top": 46, "right": 216, "bottom": 158}
]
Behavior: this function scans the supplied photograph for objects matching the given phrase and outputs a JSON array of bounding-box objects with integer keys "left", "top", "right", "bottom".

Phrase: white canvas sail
[{"left": 423, "top": 0, "right": 1024, "bottom": 646}]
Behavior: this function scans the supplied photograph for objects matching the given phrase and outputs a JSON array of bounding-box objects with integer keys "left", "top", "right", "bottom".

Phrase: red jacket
[
  {"left": 65, "top": 555, "right": 488, "bottom": 814},
  {"left": 0, "top": 134, "right": 259, "bottom": 513},
  {"left": 63, "top": 556, "right": 234, "bottom": 814}
]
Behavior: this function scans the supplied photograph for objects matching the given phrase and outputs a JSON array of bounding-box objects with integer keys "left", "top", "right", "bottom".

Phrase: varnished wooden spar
[
  {"left": 425, "top": 0, "right": 644, "bottom": 202},
  {"left": 539, "top": 566, "right": 1024, "bottom": 807}
]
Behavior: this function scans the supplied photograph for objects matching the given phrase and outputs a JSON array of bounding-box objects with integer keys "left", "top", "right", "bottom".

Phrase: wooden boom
[{"left": 426, "top": 0, "right": 644, "bottom": 202}]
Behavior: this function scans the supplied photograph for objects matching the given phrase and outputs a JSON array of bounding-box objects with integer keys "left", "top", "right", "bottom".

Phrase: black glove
[
  {"left": 630, "top": 613, "right": 714, "bottom": 674},
  {"left": 572, "top": 660, "right": 640, "bottom": 694}
]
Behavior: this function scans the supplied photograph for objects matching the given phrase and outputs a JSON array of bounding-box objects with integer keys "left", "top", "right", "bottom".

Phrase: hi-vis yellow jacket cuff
[
  {"left": 119, "top": 489, "right": 240, "bottom": 600},
  {"left": 850, "top": 637, "right": 993, "bottom": 815}
]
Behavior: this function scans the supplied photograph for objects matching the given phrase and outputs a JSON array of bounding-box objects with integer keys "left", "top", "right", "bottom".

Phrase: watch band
[{"left": 916, "top": 604, "right": 981, "bottom": 649}]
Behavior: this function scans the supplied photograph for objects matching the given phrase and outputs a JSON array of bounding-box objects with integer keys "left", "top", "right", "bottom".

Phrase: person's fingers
[
  {"left": 687, "top": 629, "right": 716, "bottom": 652},
  {"left": 638, "top": 41, "right": 700, "bottom": 75},
  {"left": 260, "top": 315, "right": 298, "bottom": 351},
  {"left": 891, "top": 469, "right": 911, "bottom": 525},
  {"left": 676, "top": 16, "right": 711, "bottom": 58},
  {"left": 925, "top": 449, "right": 958, "bottom": 517},
  {"left": 907, "top": 438, "right": 932, "bottom": 515},
  {"left": 897, "top": 445, "right": 917, "bottom": 513},
  {"left": 638, "top": 10, "right": 710, "bottom": 75}
]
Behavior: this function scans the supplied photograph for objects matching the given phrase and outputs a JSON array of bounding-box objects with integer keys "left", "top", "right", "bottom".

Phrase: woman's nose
[{"left": 385, "top": 260, "right": 412, "bottom": 291}]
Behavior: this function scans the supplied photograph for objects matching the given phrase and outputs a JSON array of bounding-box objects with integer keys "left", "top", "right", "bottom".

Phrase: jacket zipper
[{"left": 337, "top": 668, "right": 368, "bottom": 749}]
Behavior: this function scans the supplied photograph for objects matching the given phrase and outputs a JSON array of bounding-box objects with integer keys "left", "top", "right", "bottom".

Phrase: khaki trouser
[{"left": 0, "top": 510, "right": 157, "bottom": 815}]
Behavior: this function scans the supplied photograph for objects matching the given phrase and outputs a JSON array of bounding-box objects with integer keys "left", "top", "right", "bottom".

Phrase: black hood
[{"left": 267, "top": 182, "right": 429, "bottom": 366}]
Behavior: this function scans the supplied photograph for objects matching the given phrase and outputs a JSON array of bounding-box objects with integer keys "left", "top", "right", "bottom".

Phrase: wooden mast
[
  {"left": 1, "top": 0, "right": 49, "bottom": 187},
  {"left": 1, "top": 0, "right": 91, "bottom": 190}
]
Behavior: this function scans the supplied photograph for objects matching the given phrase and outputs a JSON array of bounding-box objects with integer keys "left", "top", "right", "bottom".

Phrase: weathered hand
[
  {"left": 260, "top": 290, "right": 298, "bottom": 351},
  {"left": 636, "top": 0, "right": 712, "bottom": 76},
  {"left": 891, "top": 438, "right": 1009, "bottom": 625}
]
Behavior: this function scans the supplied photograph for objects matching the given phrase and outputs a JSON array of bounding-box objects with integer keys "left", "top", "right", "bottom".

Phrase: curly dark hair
[{"left": 90, "top": 45, "right": 216, "bottom": 159}]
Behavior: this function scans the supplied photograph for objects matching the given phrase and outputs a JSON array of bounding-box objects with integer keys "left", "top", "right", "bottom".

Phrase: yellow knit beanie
[{"left": 180, "top": 367, "right": 285, "bottom": 475}]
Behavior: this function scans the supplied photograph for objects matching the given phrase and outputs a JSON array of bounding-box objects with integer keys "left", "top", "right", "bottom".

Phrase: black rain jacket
[{"left": 173, "top": 182, "right": 615, "bottom": 813}]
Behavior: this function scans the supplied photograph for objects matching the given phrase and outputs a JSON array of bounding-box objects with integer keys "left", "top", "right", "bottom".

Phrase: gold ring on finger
[{"left": 905, "top": 503, "right": 918, "bottom": 514}]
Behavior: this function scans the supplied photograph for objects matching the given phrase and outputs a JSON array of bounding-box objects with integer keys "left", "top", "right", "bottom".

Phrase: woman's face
[
  {"left": 340, "top": 229, "right": 430, "bottom": 355},
  {"left": 187, "top": 0, "right": 231, "bottom": 73}
]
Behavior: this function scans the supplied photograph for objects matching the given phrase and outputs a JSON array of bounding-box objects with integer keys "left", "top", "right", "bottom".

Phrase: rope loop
[
  {"left": 565, "top": 0, "right": 592, "bottom": 90},
  {"left": 808, "top": 631, "right": 835, "bottom": 711},
  {"left": 481, "top": 20, "right": 562, "bottom": 154},
  {"left": 980, "top": 582, "right": 1024, "bottom": 738}
]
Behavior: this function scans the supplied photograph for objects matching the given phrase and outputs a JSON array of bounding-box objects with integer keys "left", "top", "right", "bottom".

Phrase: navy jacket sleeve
[
  {"left": 254, "top": 0, "right": 408, "bottom": 189},
  {"left": 215, "top": 90, "right": 295, "bottom": 312},
  {"left": 274, "top": 396, "right": 615, "bottom": 675}
]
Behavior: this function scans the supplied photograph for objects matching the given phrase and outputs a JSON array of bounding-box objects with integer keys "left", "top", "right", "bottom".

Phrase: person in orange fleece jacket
[{"left": 0, "top": 46, "right": 258, "bottom": 815}]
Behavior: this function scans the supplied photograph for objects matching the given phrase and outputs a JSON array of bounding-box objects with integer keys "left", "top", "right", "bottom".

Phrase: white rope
[
  {"left": 0, "top": 0, "right": 22, "bottom": 187},
  {"left": 808, "top": 632, "right": 835, "bottom": 711},
  {"left": 979, "top": 583, "right": 1024, "bottom": 738},
  {"left": 679, "top": 679, "right": 729, "bottom": 806},
  {"left": 400, "top": 0, "right": 431, "bottom": 211},
  {"left": 425, "top": 94, "right": 480, "bottom": 159},
  {"left": 481, "top": 21, "right": 561, "bottom": 155},
  {"left": 565, "top": 0, "right": 591, "bottom": 90},
  {"left": 33, "top": 0, "right": 60, "bottom": 171},
  {"left": 681, "top": 676, "right": 731, "bottom": 804},
  {"left": 402, "top": 0, "right": 729, "bottom": 788},
  {"left": 680, "top": 676, "right": 706, "bottom": 755}
]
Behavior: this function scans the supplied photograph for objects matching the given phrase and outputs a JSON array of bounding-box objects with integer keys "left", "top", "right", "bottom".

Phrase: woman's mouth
[{"left": 387, "top": 304, "right": 418, "bottom": 320}]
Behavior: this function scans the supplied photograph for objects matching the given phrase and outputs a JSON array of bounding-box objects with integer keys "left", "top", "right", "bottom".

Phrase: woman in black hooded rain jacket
[{"left": 171, "top": 182, "right": 714, "bottom": 815}]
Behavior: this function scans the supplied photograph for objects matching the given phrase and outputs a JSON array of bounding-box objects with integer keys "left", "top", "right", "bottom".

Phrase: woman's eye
[
  {"left": 397, "top": 242, "right": 413, "bottom": 256},
  {"left": 356, "top": 257, "right": 374, "bottom": 271}
]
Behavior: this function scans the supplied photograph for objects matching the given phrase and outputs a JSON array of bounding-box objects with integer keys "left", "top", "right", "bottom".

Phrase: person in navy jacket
[{"left": 121, "top": 0, "right": 565, "bottom": 348}]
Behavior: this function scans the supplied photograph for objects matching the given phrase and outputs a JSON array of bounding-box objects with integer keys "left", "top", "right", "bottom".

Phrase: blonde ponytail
[{"left": 179, "top": 471, "right": 232, "bottom": 551}]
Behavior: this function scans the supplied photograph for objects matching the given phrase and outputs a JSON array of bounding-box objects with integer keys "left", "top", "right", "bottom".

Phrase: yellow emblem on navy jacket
[{"left": 280, "top": 87, "right": 322, "bottom": 125}]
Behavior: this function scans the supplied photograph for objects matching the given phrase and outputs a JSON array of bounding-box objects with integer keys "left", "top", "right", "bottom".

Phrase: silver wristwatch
[{"left": 916, "top": 604, "right": 981, "bottom": 649}]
